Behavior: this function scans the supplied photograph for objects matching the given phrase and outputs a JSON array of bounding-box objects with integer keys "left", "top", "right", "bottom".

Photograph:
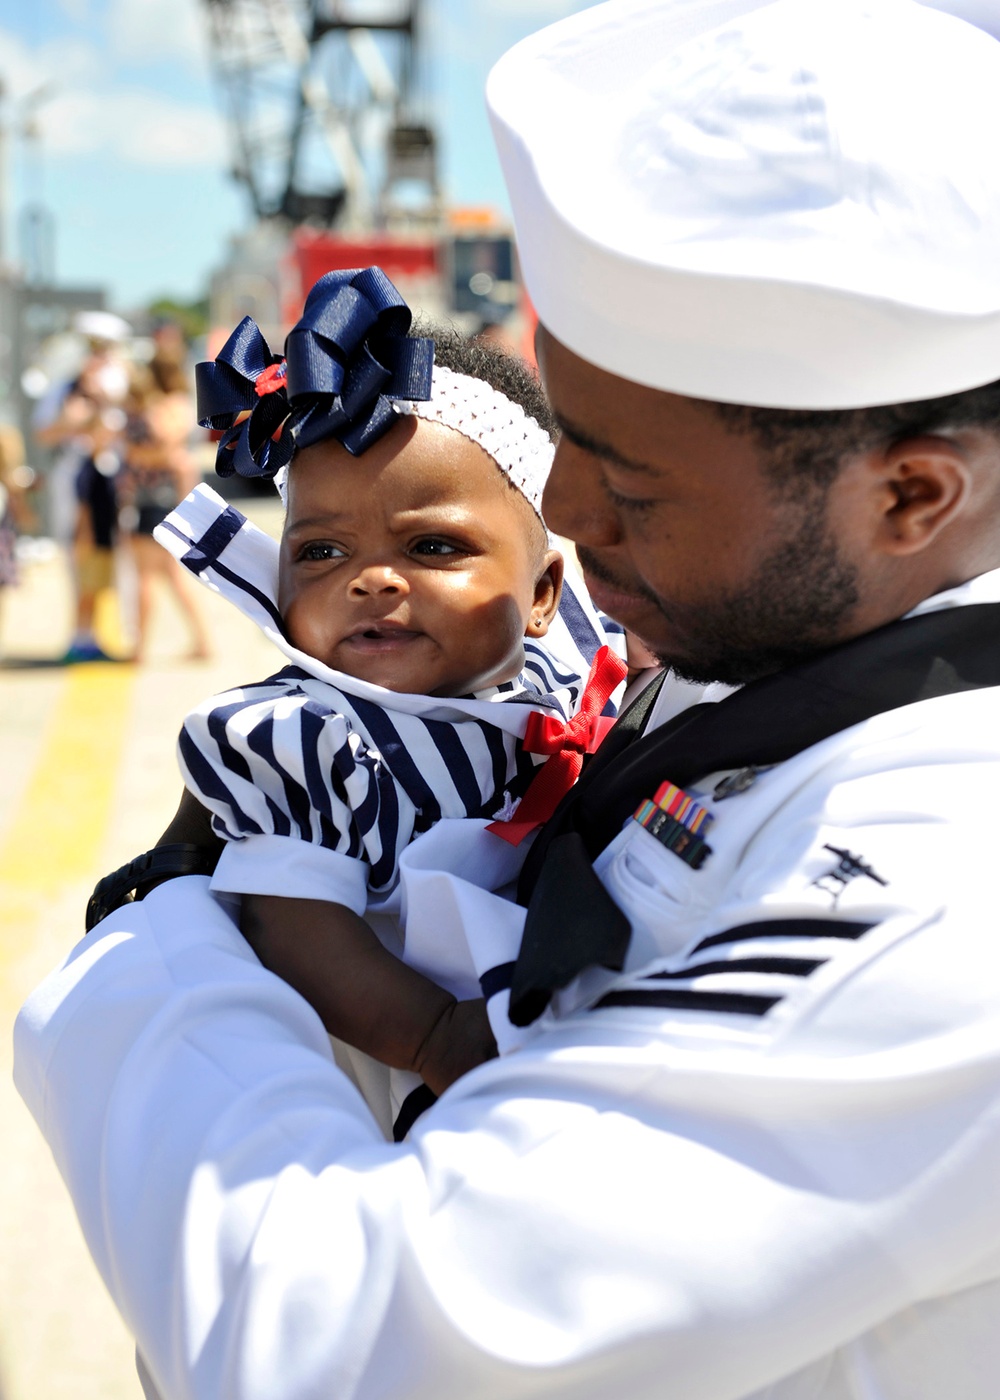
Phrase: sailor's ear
[
  {"left": 874, "top": 435, "right": 972, "bottom": 555},
  {"left": 525, "top": 550, "right": 564, "bottom": 638}
]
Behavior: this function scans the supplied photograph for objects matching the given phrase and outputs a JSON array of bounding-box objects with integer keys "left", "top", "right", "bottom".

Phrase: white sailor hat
[
  {"left": 487, "top": 0, "right": 1000, "bottom": 409},
  {"left": 926, "top": 1, "right": 1000, "bottom": 39},
  {"left": 73, "top": 310, "right": 132, "bottom": 345}
]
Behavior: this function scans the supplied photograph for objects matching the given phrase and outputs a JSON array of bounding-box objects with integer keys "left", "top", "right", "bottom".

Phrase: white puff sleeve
[{"left": 178, "top": 678, "right": 416, "bottom": 915}]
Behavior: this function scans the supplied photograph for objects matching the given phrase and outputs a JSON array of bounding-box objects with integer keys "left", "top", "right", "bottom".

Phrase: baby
[{"left": 159, "top": 269, "right": 625, "bottom": 1131}]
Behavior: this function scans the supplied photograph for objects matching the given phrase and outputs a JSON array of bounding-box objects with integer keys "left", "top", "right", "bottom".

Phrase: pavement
[{"left": 0, "top": 498, "right": 283, "bottom": 1400}]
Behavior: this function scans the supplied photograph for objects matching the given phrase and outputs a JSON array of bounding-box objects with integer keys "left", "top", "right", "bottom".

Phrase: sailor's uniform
[{"left": 14, "top": 570, "right": 1000, "bottom": 1400}]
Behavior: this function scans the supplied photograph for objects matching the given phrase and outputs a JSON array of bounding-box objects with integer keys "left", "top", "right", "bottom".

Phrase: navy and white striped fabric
[{"left": 157, "top": 485, "right": 627, "bottom": 912}]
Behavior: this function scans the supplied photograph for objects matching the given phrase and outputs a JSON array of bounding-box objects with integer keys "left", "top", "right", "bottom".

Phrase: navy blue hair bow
[
  {"left": 195, "top": 317, "right": 292, "bottom": 480},
  {"left": 195, "top": 266, "right": 434, "bottom": 481}
]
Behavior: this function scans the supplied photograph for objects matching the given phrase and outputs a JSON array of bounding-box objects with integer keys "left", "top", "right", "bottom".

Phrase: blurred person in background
[
  {"left": 33, "top": 312, "right": 131, "bottom": 663},
  {"left": 150, "top": 315, "right": 189, "bottom": 364},
  {"left": 66, "top": 365, "right": 126, "bottom": 664},
  {"left": 0, "top": 424, "right": 38, "bottom": 656},
  {"left": 118, "top": 342, "right": 211, "bottom": 663}
]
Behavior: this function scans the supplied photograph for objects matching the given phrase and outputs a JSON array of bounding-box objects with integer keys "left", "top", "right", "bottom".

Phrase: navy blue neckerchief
[{"left": 510, "top": 601, "right": 1000, "bottom": 1027}]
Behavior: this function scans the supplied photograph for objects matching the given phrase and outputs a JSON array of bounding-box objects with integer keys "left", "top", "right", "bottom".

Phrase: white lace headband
[
  {"left": 393, "top": 365, "right": 553, "bottom": 516},
  {"left": 275, "top": 364, "right": 554, "bottom": 515}
]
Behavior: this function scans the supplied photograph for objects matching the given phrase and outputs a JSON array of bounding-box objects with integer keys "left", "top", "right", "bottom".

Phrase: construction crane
[
  {"left": 201, "top": 0, "right": 439, "bottom": 232},
  {"left": 200, "top": 0, "right": 524, "bottom": 356}
]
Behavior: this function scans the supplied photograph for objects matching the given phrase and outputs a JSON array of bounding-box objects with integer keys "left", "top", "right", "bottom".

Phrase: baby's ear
[{"left": 525, "top": 550, "right": 564, "bottom": 638}]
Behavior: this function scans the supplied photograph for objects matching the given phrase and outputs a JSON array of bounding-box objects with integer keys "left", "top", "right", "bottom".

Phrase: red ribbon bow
[{"left": 487, "top": 644, "right": 628, "bottom": 846}]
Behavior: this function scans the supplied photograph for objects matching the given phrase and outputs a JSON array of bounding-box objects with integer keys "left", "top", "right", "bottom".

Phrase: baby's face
[{"left": 278, "top": 416, "right": 555, "bottom": 696}]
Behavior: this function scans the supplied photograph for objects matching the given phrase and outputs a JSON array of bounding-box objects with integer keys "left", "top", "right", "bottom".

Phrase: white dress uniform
[
  {"left": 14, "top": 569, "right": 1000, "bottom": 1400},
  {"left": 14, "top": 2, "right": 1000, "bottom": 1398}
]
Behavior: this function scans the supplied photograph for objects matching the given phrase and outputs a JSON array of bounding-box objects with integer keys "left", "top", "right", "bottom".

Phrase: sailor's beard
[{"left": 581, "top": 500, "right": 861, "bottom": 688}]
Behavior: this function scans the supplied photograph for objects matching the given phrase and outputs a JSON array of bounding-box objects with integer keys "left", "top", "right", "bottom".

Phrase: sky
[{"left": 0, "top": 0, "right": 596, "bottom": 313}]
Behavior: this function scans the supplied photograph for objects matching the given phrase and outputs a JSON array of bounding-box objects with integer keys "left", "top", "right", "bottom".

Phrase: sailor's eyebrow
[{"left": 553, "top": 412, "right": 660, "bottom": 477}]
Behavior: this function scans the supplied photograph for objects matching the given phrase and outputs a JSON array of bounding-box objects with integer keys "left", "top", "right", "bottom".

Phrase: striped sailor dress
[{"left": 157, "top": 484, "right": 627, "bottom": 1133}]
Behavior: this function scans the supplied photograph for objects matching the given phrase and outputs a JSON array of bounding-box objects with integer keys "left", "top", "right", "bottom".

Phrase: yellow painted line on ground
[{"left": 0, "top": 663, "right": 137, "bottom": 956}]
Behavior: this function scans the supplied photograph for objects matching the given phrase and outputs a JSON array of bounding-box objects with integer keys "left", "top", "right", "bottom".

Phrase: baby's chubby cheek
[
  {"left": 277, "top": 579, "right": 324, "bottom": 656},
  {"left": 469, "top": 597, "right": 530, "bottom": 686}
]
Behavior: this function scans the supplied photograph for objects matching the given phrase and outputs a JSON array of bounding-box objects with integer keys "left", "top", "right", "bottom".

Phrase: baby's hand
[{"left": 415, "top": 998, "right": 498, "bottom": 1097}]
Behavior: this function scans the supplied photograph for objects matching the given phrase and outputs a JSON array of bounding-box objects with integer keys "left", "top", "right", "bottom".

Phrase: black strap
[
  {"left": 86, "top": 843, "right": 221, "bottom": 933},
  {"left": 509, "top": 603, "right": 1000, "bottom": 1026},
  {"left": 512, "top": 831, "right": 632, "bottom": 1029},
  {"left": 392, "top": 1084, "right": 438, "bottom": 1142}
]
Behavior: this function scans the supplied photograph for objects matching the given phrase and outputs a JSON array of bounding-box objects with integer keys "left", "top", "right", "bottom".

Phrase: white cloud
[
  {"left": 0, "top": 31, "right": 47, "bottom": 97},
  {"left": 57, "top": 0, "right": 92, "bottom": 20},
  {"left": 0, "top": 21, "right": 225, "bottom": 170},
  {"left": 39, "top": 87, "right": 228, "bottom": 167},
  {"left": 0, "top": 30, "right": 100, "bottom": 101},
  {"left": 106, "top": 0, "right": 207, "bottom": 70}
]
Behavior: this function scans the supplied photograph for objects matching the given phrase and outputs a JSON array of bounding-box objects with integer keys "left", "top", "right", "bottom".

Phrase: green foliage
[{"left": 146, "top": 296, "right": 210, "bottom": 341}]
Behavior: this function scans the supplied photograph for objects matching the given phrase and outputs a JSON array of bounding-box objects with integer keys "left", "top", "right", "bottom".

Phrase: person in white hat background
[
  {"left": 13, "top": 3, "right": 1000, "bottom": 1398},
  {"left": 33, "top": 310, "right": 133, "bottom": 662}
]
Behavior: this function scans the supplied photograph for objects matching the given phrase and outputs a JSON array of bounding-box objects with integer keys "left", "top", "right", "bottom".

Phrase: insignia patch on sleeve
[{"left": 812, "top": 844, "right": 889, "bottom": 903}]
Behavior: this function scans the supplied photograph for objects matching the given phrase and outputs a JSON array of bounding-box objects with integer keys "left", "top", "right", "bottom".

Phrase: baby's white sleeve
[{"left": 178, "top": 686, "right": 385, "bottom": 914}]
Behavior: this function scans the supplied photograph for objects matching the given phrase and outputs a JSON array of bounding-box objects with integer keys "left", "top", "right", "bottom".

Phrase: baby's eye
[
  {"left": 411, "top": 538, "right": 462, "bottom": 557},
  {"left": 298, "top": 541, "right": 347, "bottom": 562}
]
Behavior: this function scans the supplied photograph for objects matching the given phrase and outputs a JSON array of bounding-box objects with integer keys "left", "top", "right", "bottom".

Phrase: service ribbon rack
[{"left": 633, "top": 780, "right": 714, "bottom": 869}]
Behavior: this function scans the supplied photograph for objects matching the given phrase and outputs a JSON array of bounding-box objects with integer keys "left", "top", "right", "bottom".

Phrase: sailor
[{"left": 14, "top": 3, "right": 1000, "bottom": 1398}]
